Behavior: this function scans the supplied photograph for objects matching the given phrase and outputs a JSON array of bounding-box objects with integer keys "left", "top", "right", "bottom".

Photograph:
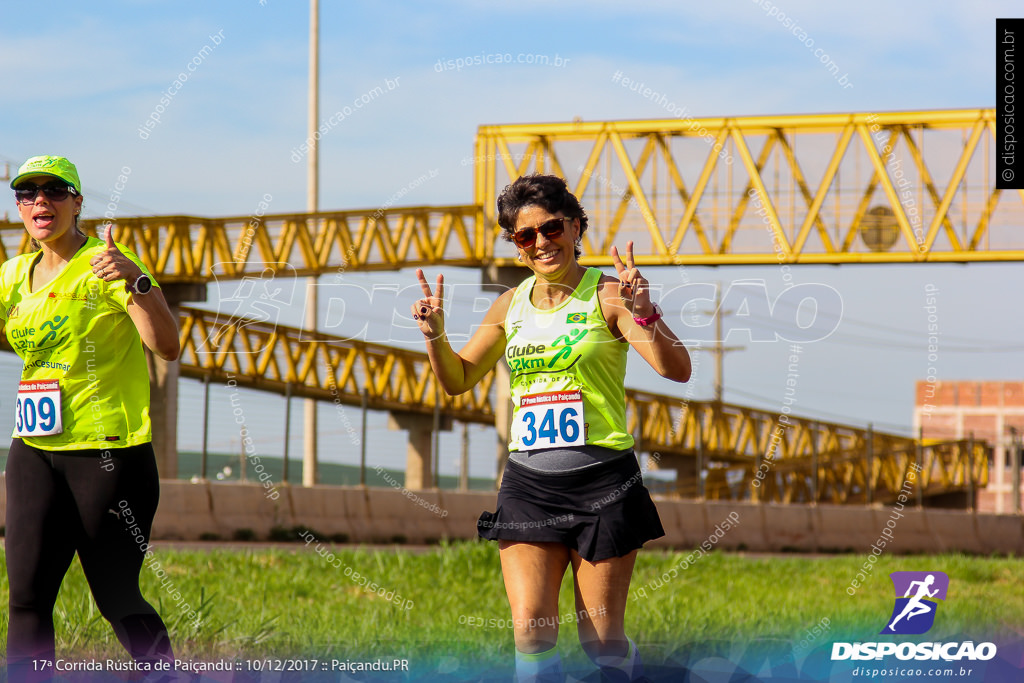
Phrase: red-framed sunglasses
[{"left": 511, "top": 216, "right": 571, "bottom": 249}]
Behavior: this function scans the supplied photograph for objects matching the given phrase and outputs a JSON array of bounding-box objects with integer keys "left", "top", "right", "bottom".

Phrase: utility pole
[
  {"left": 1, "top": 162, "right": 8, "bottom": 224},
  {"left": 303, "top": 0, "right": 320, "bottom": 486},
  {"left": 1011, "top": 427, "right": 1022, "bottom": 515},
  {"left": 460, "top": 422, "right": 470, "bottom": 491},
  {"left": 701, "top": 283, "right": 744, "bottom": 403}
]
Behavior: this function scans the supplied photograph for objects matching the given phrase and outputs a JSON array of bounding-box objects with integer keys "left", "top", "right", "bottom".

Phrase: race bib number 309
[
  {"left": 15, "top": 380, "right": 63, "bottom": 437},
  {"left": 514, "top": 390, "right": 585, "bottom": 449}
]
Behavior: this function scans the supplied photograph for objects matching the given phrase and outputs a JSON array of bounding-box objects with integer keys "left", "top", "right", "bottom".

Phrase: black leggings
[{"left": 4, "top": 439, "right": 173, "bottom": 679}]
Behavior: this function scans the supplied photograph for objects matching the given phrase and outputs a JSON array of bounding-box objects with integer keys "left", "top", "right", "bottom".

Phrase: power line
[
  {"left": 2, "top": 151, "right": 159, "bottom": 217},
  {"left": 701, "top": 282, "right": 745, "bottom": 402},
  {"left": 725, "top": 386, "right": 915, "bottom": 435},
  {"left": 768, "top": 294, "right": 1020, "bottom": 345},
  {"left": 727, "top": 311, "right": 1024, "bottom": 352},
  {"left": 815, "top": 335, "right": 1024, "bottom": 353}
]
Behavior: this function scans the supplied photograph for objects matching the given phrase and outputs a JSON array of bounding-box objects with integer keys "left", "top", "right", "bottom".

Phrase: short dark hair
[{"left": 496, "top": 174, "right": 588, "bottom": 258}]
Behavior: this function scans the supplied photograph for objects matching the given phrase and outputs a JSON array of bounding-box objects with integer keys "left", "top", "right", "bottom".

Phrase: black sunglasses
[
  {"left": 511, "top": 216, "right": 571, "bottom": 249},
  {"left": 14, "top": 182, "right": 78, "bottom": 204}
]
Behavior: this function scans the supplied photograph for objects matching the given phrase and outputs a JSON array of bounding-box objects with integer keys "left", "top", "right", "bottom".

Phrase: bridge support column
[
  {"left": 483, "top": 264, "right": 526, "bottom": 487},
  {"left": 675, "top": 466, "right": 700, "bottom": 499},
  {"left": 148, "top": 354, "right": 177, "bottom": 479},
  {"left": 149, "top": 282, "right": 207, "bottom": 479},
  {"left": 388, "top": 412, "right": 452, "bottom": 490}
]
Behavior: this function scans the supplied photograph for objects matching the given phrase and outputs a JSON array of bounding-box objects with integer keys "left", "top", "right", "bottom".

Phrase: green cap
[{"left": 10, "top": 155, "right": 82, "bottom": 194}]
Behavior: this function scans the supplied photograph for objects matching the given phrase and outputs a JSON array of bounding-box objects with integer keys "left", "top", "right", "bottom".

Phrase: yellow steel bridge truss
[
  {"left": 0, "top": 109, "right": 1006, "bottom": 503},
  {"left": 0, "top": 109, "right": 1018, "bottom": 277},
  {"left": 173, "top": 306, "right": 987, "bottom": 504},
  {"left": 476, "top": 108, "right": 1019, "bottom": 266}
]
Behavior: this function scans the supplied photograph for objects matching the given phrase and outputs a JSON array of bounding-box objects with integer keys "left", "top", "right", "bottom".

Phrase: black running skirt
[{"left": 478, "top": 453, "right": 664, "bottom": 562}]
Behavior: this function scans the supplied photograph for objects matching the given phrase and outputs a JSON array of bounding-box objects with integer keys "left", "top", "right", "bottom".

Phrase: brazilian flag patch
[{"left": 566, "top": 312, "right": 587, "bottom": 324}]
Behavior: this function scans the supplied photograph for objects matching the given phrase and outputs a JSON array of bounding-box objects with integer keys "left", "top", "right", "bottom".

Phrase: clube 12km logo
[{"left": 832, "top": 572, "right": 997, "bottom": 663}]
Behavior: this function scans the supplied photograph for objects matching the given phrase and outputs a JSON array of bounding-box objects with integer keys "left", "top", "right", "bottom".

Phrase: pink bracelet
[{"left": 633, "top": 303, "right": 663, "bottom": 327}]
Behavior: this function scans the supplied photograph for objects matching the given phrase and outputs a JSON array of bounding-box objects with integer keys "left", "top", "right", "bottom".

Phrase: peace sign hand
[
  {"left": 90, "top": 224, "right": 143, "bottom": 283},
  {"left": 611, "top": 241, "right": 654, "bottom": 318},
  {"left": 412, "top": 269, "right": 445, "bottom": 337}
]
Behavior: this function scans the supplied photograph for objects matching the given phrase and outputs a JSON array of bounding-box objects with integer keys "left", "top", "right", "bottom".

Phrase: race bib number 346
[
  {"left": 515, "top": 390, "right": 585, "bottom": 449},
  {"left": 15, "top": 380, "right": 63, "bottom": 437}
]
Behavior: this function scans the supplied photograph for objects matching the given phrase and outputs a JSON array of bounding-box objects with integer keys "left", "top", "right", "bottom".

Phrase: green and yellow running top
[
  {"left": 0, "top": 237, "right": 158, "bottom": 450},
  {"left": 504, "top": 267, "right": 632, "bottom": 452}
]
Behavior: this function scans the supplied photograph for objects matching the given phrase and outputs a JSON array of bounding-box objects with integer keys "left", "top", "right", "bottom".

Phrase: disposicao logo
[
  {"left": 881, "top": 571, "right": 948, "bottom": 635},
  {"left": 832, "top": 570, "right": 998, "bottom": 663}
]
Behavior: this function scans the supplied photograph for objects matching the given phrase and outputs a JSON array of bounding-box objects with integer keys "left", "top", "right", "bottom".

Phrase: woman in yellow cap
[
  {"left": 3, "top": 156, "right": 180, "bottom": 680},
  {"left": 413, "top": 174, "right": 691, "bottom": 682}
]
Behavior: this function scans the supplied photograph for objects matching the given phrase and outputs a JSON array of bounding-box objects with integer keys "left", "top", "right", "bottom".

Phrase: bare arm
[
  {"left": 126, "top": 287, "right": 181, "bottom": 361},
  {"left": 603, "top": 241, "right": 691, "bottom": 383},
  {"left": 412, "top": 269, "right": 510, "bottom": 395}
]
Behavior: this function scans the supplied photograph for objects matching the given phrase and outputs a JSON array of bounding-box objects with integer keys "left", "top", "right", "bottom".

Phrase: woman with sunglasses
[
  {"left": 413, "top": 173, "right": 690, "bottom": 682},
  {"left": 4, "top": 156, "right": 180, "bottom": 680}
]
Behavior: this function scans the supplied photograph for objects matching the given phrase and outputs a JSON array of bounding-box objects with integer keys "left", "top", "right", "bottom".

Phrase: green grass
[{"left": 0, "top": 543, "right": 1020, "bottom": 671}]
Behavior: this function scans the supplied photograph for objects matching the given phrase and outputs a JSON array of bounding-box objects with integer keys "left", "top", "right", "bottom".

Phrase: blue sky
[
  {"left": 1, "top": 1, "right": 1021, "bottom": 477},
  {"left": 0, "top": 1, "right": 1001, "bottom": 213}
]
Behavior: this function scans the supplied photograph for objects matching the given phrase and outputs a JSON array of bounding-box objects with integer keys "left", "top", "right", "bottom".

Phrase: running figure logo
[
  {"left": 201, "top": 263, "right": 298, "bottom": 354},
  {"left": 881, "top": 571, "right": 949, "bottom": 635}
]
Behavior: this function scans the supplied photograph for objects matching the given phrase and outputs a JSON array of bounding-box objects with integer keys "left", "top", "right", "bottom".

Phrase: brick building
[{"left": 913, "top": 380, "right": 1024, "bottom": 514}]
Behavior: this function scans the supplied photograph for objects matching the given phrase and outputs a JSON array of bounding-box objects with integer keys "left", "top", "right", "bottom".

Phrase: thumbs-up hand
[{"left": 90, "top": 223, "right": 143, "bottom": 283}]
